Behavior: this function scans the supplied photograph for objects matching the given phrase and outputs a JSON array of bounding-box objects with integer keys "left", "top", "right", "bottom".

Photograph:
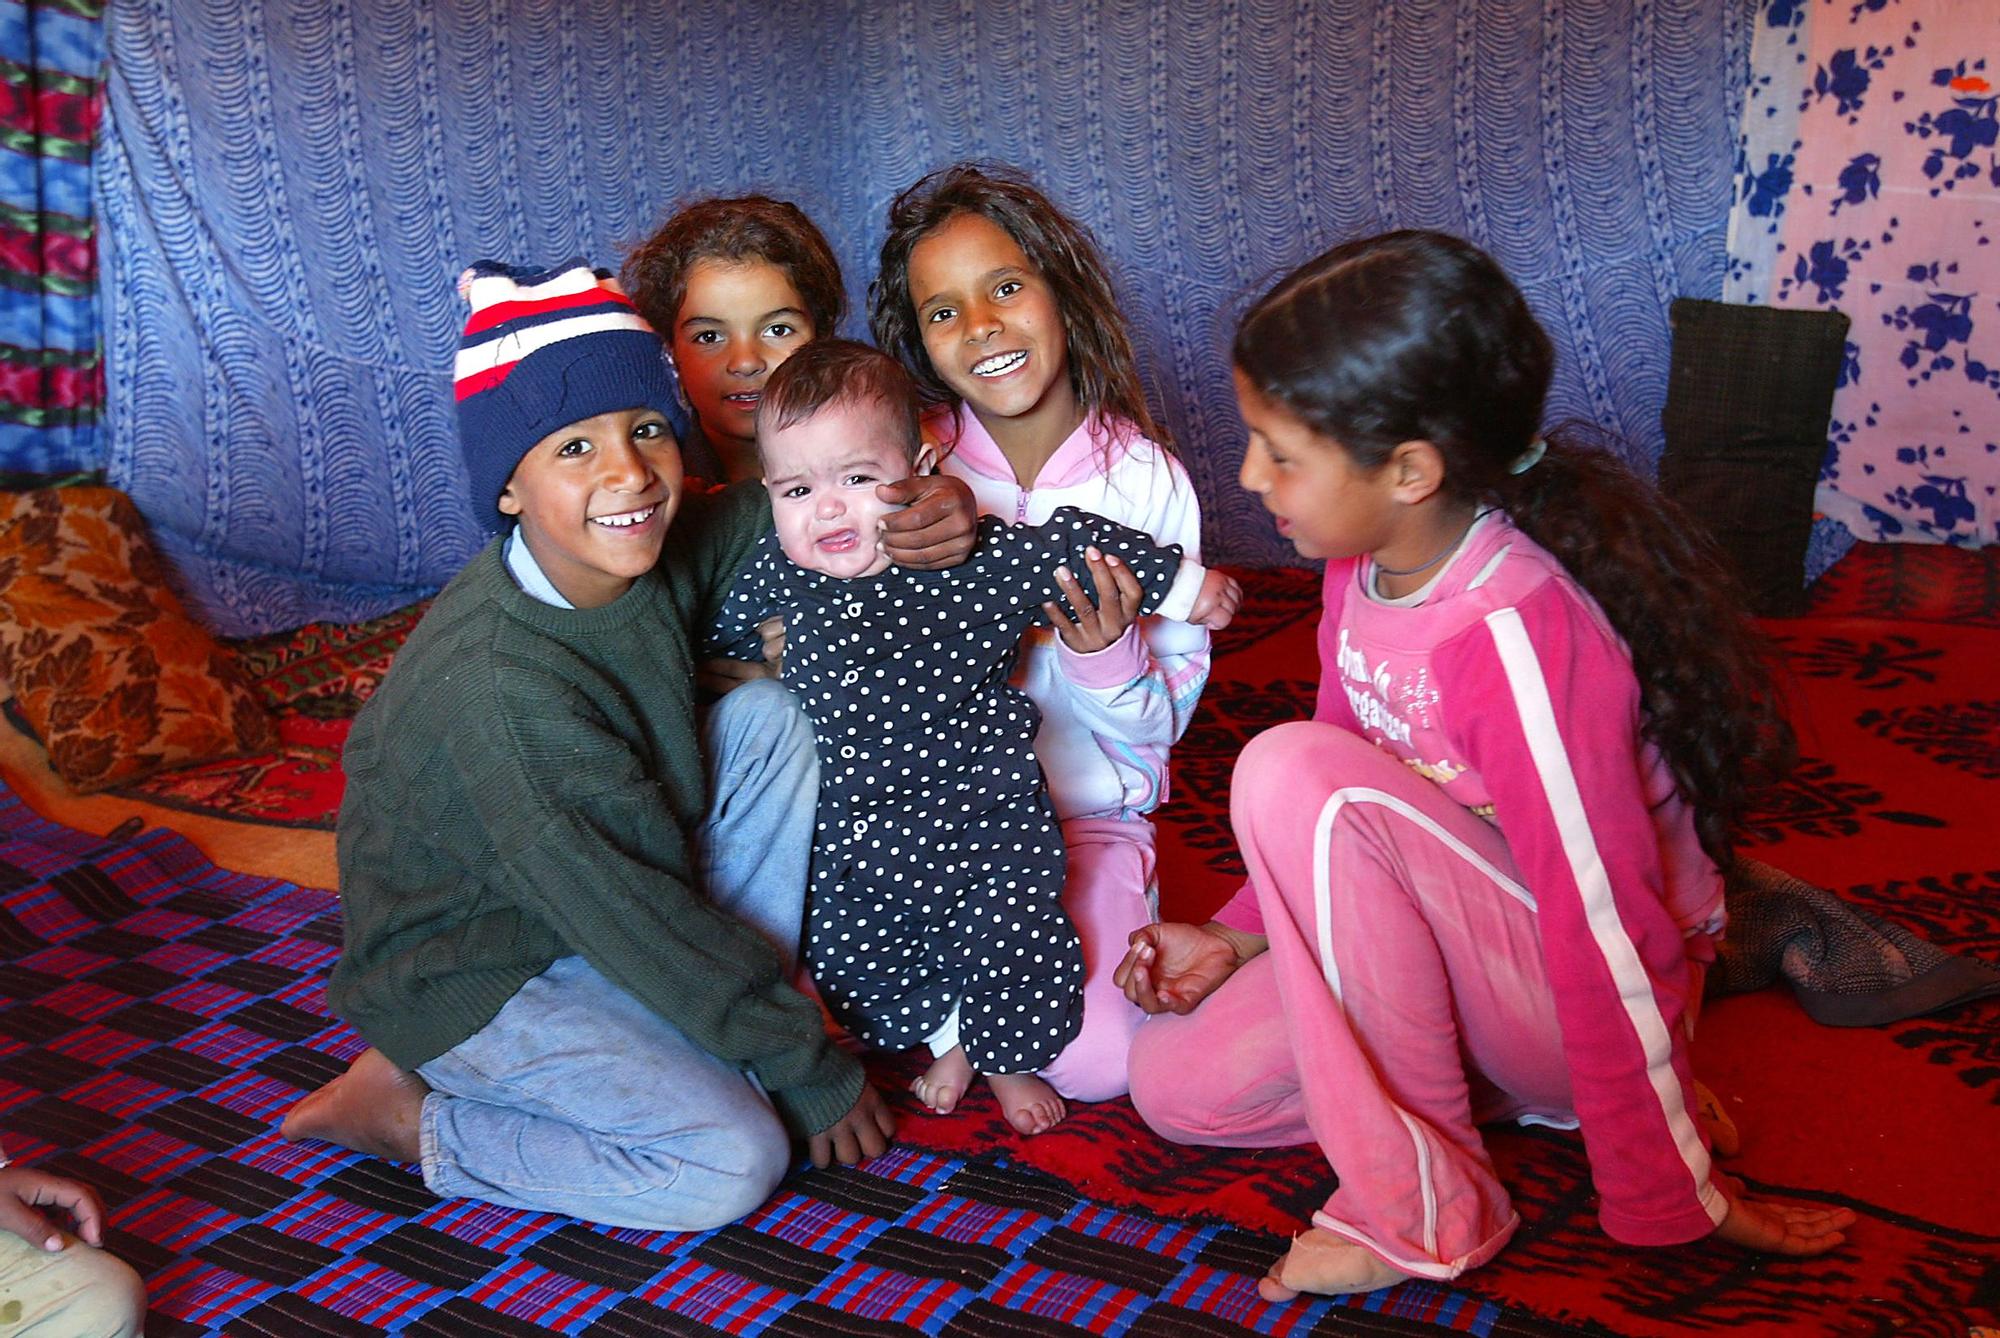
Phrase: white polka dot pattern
[{"left": 713, "top": 508, "right": 1185, "bottom": 1072}]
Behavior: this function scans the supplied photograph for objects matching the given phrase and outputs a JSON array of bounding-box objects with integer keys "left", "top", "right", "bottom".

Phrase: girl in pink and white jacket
[
  {"left": 1117, "top": 231, "right": 1855, "bottom": 1300},
  {"left": 872, "top": 163, "right": 1218, "bottom": 1121}
]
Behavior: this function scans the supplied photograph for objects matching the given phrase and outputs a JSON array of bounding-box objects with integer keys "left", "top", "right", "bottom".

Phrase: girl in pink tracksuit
[
  {"left": 872, "top": 163, "right": 1220, "bottom": 1123},
  {"left": 1118, "top": 231, "right": 1855, "bottom": 1300}
]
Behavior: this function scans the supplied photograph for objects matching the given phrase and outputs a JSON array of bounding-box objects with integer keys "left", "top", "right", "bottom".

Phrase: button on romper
[{"left": 712, "top": 508, "right": 1189, "bottom": 1073}]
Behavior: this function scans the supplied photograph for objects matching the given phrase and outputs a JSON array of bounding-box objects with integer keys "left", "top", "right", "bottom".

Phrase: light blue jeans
[{"left": 414, "top": 679, "right": 818, "bottom": 1231}]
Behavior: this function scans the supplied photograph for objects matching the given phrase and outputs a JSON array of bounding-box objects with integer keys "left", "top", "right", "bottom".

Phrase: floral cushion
[{"left": 0, "top": 487, "right": 277, "bottom": 791}]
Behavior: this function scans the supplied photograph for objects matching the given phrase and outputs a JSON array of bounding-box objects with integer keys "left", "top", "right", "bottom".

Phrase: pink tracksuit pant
[
  {"left": 1037, "top": 817, "right": 1154, "bottom": 1101},
  {"left": 1129, "top": 721, "right": 1599, "bottom": 1278}
]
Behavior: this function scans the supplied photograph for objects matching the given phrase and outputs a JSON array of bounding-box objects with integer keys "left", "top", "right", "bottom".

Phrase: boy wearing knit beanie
[
  {"left": 456, "top": 259, "right": 691, "bottom": 606},
  {"left": 282, "top": 260, "right": 976, "bottom": 1228}
]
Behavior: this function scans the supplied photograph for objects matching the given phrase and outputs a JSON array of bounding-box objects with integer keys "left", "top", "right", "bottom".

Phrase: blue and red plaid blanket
[{"left": 0, "top": 778, "right": 1524, "bottom": 1337}]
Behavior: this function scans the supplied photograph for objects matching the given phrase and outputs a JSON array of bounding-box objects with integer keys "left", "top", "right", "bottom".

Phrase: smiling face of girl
[
  {"left": 907, "top": 212, "right": 1083, "bottom": 468},
  {"left": 671, "top": 258, "right": 816, "bottom": 480}
]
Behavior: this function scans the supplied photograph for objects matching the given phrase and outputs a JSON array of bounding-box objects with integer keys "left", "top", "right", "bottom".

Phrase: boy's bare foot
[
  {"left": 986, "top": 1071, "right": 1065, "bottom": 1135},
  {"left": 912, "top": 1046, "right": 973, "bottom": 1115},
  {"left": 281, "top": 1046, "right": 429, "bottom": 1163},
  {"left": 1259, "top": 1227, "right": 1410, "bottom": 1301}
]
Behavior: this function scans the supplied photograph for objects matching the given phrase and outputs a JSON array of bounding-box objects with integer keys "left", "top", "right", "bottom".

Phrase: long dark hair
[
  {"left": 1234, "top": 230, "right": 1793, "bottom": 865},
  {"left": 868, "top": 161, "right": 1172, "bottom": 459},
  {"left": 623, "top": 195, "right": 846, "bottom": 340}
]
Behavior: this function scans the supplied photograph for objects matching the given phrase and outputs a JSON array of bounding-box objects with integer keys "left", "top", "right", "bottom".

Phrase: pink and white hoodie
[
  {"left": 934, "top": 408, "right": 1209, "bottom": 824},
  {"left": 1216, "top": 509, "right": 1728, "bottom": 1246}
]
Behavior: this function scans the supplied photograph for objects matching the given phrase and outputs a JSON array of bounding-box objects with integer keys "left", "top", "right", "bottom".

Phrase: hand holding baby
[{"left": 1045, "top": 549, "right": 1240, "bottom": 651}]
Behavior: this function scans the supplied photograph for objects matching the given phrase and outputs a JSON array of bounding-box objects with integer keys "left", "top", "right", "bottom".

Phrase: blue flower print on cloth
[{"left": 1727, "top": 0, "right": 2000, "bottom": 548}]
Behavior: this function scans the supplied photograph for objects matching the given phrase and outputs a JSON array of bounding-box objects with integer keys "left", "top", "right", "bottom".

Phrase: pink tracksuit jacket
[{"left": 1190, "top": 509, "right": 1727, "bottom": 1260}]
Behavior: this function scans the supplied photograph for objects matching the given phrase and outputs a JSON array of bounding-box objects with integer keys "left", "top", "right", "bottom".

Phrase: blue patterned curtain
[{"left": 98, "top": 0, "right": 1748, "bottom": 635}]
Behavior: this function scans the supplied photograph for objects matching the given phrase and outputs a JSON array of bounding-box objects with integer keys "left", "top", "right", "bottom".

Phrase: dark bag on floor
[{"left": 1659, "top": 298, "right": 1850, "bottom": 617}]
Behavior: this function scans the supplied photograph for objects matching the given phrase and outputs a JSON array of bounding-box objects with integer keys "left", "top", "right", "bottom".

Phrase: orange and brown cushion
[{"left": 0, "top": 487, "right": 277, "bottom": 791}]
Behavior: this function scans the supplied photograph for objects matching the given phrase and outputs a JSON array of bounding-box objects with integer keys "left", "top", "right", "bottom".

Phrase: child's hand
[
  {"left": 1114, "top": 921, "right": 1265, "bottom": 1015},
  {"left": 1711, "top": 1188, "right": 1854, "bottom": 1256},
  {"left": 0, "top": 1166, "right": 107, "bottom": 1251},
  {"left": 696, "top": 618, "right": 787, "bottom": 695},
  {"left": 698, "top": 657, "right": 776, "bottom": 694},
  {"left": 808, "top": 1083, "right": 897, "bottom": 1169},
  {"left": 1188, "top": 570, "right": 1242, "bottom": 630},
  {"left": 1044, "top": 547, "right": 1145, "bottom": 653},
  {"left": 877, "top": 475, "right": 978, "bottom": 569},
  {"left": 758, "top": 615, "right": 787, "bottom": 670}
]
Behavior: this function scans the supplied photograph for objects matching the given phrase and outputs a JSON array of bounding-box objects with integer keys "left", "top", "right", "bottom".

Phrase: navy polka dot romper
[{"left": 713, "top": 508, "right": 1187, "bottom": 1073}]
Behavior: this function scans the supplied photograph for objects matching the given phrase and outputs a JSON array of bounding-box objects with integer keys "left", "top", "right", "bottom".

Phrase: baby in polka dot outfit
[{"left": 711, "top": 340, "right": 1239, "bottom": 1134}]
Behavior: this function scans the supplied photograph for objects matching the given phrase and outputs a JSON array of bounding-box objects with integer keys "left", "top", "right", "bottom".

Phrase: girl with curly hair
[
  {"left": 870, "top": 163, "right": 1216, "bottom": 1124},
  {"left": 1118, "top": 230, "right": 1852, "bottom": 1300}
]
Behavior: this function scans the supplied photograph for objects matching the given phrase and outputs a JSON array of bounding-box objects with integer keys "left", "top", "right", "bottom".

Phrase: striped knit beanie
[{"left": 454, "top": 259, "right": 688, "bottom": 535}]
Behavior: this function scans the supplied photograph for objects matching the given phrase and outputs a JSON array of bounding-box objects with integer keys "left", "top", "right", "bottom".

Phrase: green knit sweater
[{"left": 327, "top": 484, "right": 862, "bottom": 1137}]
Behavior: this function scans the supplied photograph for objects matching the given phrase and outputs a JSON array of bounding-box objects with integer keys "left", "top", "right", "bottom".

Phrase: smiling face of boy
[
  {"left": 499, "top": 406, "right": 684, "bottom": 608},
  {"left": 761, "top": 394, "right": 921, "bottom": 581}
]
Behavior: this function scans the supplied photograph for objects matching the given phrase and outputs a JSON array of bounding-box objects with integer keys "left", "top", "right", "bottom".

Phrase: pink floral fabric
[{"left": 1728, "top": 0, "right": 2000, "bottom": 548}]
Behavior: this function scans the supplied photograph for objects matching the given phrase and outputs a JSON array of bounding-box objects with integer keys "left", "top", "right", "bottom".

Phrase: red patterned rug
[
  {"left": 1805, "top": 537, "right": 2000, "bottom": 627},
  {"left": 889, "top": 562, "right": 2000, "bottom": 1338}
]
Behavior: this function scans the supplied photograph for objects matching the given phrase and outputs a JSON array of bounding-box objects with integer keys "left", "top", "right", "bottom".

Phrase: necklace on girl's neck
[{"left": 1375, "top": 516, "right": 1476, "bottom": 579}]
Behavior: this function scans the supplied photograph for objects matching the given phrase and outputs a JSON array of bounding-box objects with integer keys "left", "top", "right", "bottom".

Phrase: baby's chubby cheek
[{"left": 774, "top": 523, "right": 818, "bottom": 570}]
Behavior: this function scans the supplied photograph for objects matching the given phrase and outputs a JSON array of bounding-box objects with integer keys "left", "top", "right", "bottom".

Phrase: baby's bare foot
[
  {"left": 986, "top": 1071, "right": 1065, "bottom": 1135},
  {"left": 911, "top": 1046, "right": 973, "bottom": 1115},
  {"left": 1259, "top": 1227, "right": 1410, "bottom": 1301},
  {"left": 281, "top": 1047, "right": 428, "bottom": 1163}
]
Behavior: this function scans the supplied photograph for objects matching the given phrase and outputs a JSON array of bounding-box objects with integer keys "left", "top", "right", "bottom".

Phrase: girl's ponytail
[
  {"left": 1497, "top": 425, "right": 1795, "bottom": 863},
  {"left": 1237, "top": 232, "right": 1793, "bottom": 867}
]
